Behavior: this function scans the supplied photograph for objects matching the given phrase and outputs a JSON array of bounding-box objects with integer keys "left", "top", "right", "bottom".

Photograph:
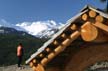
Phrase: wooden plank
[{"left": 93, "top": 22, "right": 108, "bottom": 32}]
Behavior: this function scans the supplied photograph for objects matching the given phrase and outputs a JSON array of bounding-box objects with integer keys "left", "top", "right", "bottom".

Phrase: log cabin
[{"left": 26, "top": 5, "right": 108, "bottom": 71}]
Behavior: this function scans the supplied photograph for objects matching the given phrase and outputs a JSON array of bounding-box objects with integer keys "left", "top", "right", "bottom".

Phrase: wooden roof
[{"left": 26, "top": 5, "right": 108, "bottom": 71}]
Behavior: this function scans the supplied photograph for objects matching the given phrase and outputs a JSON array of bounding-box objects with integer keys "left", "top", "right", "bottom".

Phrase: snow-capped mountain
[
  {"left": 16, "top": 20, "right": 65, "bottom": 38},
  {"left": 0, "top": 19, "right": 65, "bottom": 38},
  {"left": 0, "top": 19, "right": 25, "bottom": 31},
  {"left": 0, "top": 26, "right": 30, "bottom": 36},
  {"left": 36, "top": 28, "right": 59, "bottom": 38}
]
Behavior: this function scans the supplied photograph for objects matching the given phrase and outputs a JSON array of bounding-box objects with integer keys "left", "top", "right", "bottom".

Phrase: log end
[{"left": 81, "top": 22, "right": 98, "bottom": 41}]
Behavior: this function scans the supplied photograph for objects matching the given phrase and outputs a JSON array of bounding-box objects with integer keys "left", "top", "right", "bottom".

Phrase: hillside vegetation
[{"left": 0, "top": 34, "right": 47, "bottom": 66}]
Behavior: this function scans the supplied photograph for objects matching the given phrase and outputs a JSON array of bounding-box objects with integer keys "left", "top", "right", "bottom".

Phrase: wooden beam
[
  {"left": 40, "top": 31, "right": 80, "bottom": 66},
  {"left": 93, "top": 22, "right": 108, "bottom": 32},
  {"left": 47, "top": 52, "right": 55, "bottom": 62},
  {"left": 62, "top": 38, "right": 70, "bottom": 45},
  {"left": 81, "top": 21, "right": 98, "bottom": 41}
]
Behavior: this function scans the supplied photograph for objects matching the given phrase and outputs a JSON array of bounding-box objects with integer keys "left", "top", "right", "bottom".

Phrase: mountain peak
[
  {"left": 0, "top": 20, "right": 65, "bottom": 38},
  {"left": 0, "top": 26, "right": 30, "bottom": 37},
  {"left": 16, "top": 20, "right": 65, "bottom": 38}
]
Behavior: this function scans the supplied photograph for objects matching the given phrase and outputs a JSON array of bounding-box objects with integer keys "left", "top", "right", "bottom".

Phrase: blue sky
[{"left": 0, "top": 0, "right": 106, "bottom": 24}]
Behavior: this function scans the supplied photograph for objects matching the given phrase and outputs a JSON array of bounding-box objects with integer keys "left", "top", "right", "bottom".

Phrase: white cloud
[{"left": 16, "top": 20, "right": 64, "bottom": 36}]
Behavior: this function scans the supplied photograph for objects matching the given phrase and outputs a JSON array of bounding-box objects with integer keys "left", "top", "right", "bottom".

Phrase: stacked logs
[
  {"left": 28, "top": 24, "right": 80, "bottom": 71},
  {"left": 81, "top": 10, "right": 108, "bottom": 42},
  {"left": 82, "top": 10, "right": 105, "bottom": 23},
  {"left": 40, "top": 31, "right": 80, "bottom": 66},
  {"left": 28, "top": 9, "right": 108, "bottom": 71}
]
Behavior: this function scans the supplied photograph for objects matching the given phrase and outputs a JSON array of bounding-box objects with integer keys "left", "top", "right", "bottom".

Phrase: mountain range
[
  {"left": 0, "top": 20, "right": 65, "bottom": 66},
  {"left": 0, "top": 26, "right": 47, "bottom": 66},
  {"left": 0, "top": 20, "right": 65, "bottom": 38},
  {"left": 0, "top": 27, "right": 28, "bottom": 36}
]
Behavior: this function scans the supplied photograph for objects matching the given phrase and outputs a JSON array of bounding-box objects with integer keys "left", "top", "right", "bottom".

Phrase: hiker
[{"left": 17, "top": 43, "right": 24, "bottom": 68}]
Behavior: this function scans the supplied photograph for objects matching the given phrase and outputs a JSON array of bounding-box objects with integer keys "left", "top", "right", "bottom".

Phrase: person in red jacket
[{"left": 17, "top": 43, "right": 24, "bottom": 68}]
